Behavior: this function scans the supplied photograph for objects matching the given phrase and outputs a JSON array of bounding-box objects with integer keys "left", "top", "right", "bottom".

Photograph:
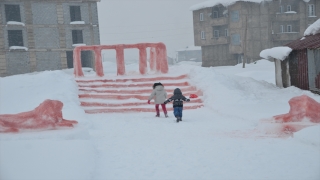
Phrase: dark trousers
[
  {"left": 155, "top": 104, "right": 167, "bottom": 115},
  {"left": 173, "top": 107, "right": 183, "bottom": 117}
]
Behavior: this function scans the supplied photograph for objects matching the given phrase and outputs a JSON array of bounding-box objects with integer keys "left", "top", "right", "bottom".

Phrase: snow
[
  {"left": 189, "top": 0, "right": 271, "bottom": 11},
  {"left": 9, "top": 46, "right": 28, "bottom": 51},
  {"left": 70, "top": 21, "right": 85, "bottom": 24},
  {"left": 260, "top": 46, "right": 292, "bottom": 61},
  {"left": 72, "top": 43, "right": 86, "bottom": 47},
  {"left": 304, "top": 18, "right": 320, "bottom": 36},
  {"left": 6, "top": 21, "right": 25, "bottom": 26},
  {"left": 285, "top": 11, "right": 297, "bottom": 14},
  {"left": 1, "top": 60, "right": 320, "bottom": 180}
]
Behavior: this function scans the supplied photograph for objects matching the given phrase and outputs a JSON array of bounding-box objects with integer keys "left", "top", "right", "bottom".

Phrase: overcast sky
[{"left": 97, "top": 0, "right": 205, "bottom": 60}]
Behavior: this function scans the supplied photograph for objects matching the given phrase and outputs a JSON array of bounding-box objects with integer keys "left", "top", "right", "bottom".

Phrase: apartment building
[
  {"left": 0, "top": 0, "right": 100, "bottom": 76},
  {"left": 191, "top": 0, "right": 318, "bottom": 67}
]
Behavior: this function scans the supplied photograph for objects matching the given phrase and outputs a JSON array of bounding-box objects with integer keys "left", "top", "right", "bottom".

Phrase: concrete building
[
  {"left": 0, "top": 0, "right": 100, "bottom": 77},
  {"left": 191, "top": 0, "right": 319, "bottom": 67}
]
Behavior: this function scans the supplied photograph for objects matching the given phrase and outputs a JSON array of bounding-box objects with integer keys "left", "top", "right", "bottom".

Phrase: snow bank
[
  {"left": 7, "top": 21, "right": 25, "bottom": 26},
  {"left": 190, "top": 0, "right": 270, "bottom": 11},
  {"left": 304, "top": 18, "right": 320, "bottom": 36},
  {"left": 294, "top": 125, "right": 320, "bottom": 147},
  {"left": 70, "top": 21, "right": 85, "bottom": 24},
  {"left": 260, "top": 46, "right": 292, "bottom": 61},
  {"left": 9, "top": 46, "right": 28, "bottom": 51},
  {"left": 176, "top": 46, "right": 201, "bottom": 52}
]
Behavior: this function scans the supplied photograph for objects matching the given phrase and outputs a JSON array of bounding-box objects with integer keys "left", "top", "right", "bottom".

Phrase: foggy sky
[{"left": 97, "top": 0, "right": 205, "bottom": 60}]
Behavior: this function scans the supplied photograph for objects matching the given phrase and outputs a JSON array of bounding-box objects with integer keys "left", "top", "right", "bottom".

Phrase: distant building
[
  {"left": 0, "top": 0, "right": 100, "bottom": 77},
  {"left": 191, "top": 0, "right": 319, "bottom": 67},
  {"left": 176, "top": 46, "right": 202, "bottom": 62}
]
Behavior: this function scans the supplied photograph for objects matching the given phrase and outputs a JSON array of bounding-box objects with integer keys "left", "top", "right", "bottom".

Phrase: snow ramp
[{"left": 76, "top": 74, "right": 204, "bottom": 114}]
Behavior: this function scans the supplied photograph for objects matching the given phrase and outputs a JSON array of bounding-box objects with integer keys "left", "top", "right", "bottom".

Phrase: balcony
[
  {"left": 272, "top": 32, "right": 301, "bottom": 41},
  {"left": 275, "top": 12, "right": 299, "bottom": 21},
  {"left": 210, "top": 36, "right": 229, "bottom": 45},
  {"left": 209, "top": 17, "right": 228, "bottom": 26}
]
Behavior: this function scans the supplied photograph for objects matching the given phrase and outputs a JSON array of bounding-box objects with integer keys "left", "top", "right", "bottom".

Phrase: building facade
[
  {"left": 192, "top": 0, "right": 319, "bottom": 67},
  {"left": 0, "top": 0, "right": 100, "bottom": 77}
]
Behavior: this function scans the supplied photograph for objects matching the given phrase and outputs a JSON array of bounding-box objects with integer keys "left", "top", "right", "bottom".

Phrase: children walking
[
  {"left": 148, "top": 82, "right": 168, "bottom": 117},
  {"left": 164, "top": 88, "right": 190, "bottom": 122}
]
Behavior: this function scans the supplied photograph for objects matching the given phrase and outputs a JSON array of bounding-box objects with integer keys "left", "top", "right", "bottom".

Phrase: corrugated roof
[{"left": 286, "top": 33, "right": 320, "bottom": 50}]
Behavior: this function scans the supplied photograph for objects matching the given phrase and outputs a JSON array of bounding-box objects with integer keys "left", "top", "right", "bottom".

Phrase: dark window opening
[
  {"left": 72, "top": 30, "right": 83, "bottom": 44},
  {"left": 5, "top": 4, "right": 21, "bottom": 22},
  {"left": 8, "top": 30, "right": 23, "bottom": 47},
  {"left": 70, "top": 6, "right": 81, "bottom": 22}
]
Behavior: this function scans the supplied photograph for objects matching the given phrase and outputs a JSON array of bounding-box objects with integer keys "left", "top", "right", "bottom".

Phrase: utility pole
[{"left": 243, "top": 15, "right": 248, "bottom": 68}]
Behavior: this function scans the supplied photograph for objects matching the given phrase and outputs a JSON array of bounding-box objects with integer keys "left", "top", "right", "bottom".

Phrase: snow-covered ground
[{"left": 1, "top": 60, "right": 320, "bottom": 180}]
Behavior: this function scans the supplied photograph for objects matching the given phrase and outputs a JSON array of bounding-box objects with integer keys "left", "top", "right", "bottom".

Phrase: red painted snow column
[
  {"left": 116, "top": 45, "right": 125, "bottom": 75},
  {"left": 139, "top": 46, "right": 147, "bottom": 75},
  {"left": 94, "top": 47, "right": 104, "bottom": 77},
  {"left": 73, "top": 47, "right": 84, "bottom": 77},
  {"left": 149, "top": 48, "right": 156, "bottom": 71},
  {"left": 156, "top": 43, "right": 169, "bottom": 74}
]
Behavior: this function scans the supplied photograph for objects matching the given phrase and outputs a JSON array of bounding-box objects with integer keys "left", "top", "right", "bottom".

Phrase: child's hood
[{"left": 173, "top": 88, "right": 182, "bottom": 95}]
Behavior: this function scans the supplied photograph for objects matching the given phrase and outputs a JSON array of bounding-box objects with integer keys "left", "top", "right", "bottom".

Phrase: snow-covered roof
[
  {"left": 189, "top": 0, "right": 270, "bottom": 11},
  {"left": 260, "top": 47, "right": 292, "bottom": 61},
  {"left": 304, "top": 18, "right": 320, "bottom": 36},
  {"left": 176, "top": 46, "right": 201, "bottom": 52}
]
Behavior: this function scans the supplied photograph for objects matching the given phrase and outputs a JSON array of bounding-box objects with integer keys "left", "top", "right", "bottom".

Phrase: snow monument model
[
  {"left": 0, "top": 100, "right": 78, "bottom": 133},
  {"left": 73, "top": 42, "right": 169, "bottom": 77},
  {"left": 260, "top": 95, "right": 320, "bottom": 135}
]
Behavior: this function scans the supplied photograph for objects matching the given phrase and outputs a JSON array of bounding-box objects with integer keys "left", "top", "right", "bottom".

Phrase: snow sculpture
[
  {"left": 258, "top": 95, "right": 320, "bottom": 135},
  {"left": 73, "top": 43, "right": 169, "bottom": 77},
  {"left": 274, "top": 95, "right": 320, "bottom": 123},
  {"left": 0, "top": 100, "right": 78, "bottom": 133}
]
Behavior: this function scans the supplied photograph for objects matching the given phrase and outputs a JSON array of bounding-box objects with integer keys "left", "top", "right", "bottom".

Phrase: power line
[
  {"left": 98, "top": 21, "right": 192, "bottom": 28},
  {"left": 101, "top": 32, "right": 194, "bottom": 41}
]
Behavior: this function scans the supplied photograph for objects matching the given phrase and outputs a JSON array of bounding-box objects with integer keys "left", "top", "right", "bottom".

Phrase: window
[
  {"left": 200, "top": 13, "right": 204, "bottom": 21},
  {"left": 231, "top": 11, "right": 239, "bottom": 22},
  {"left": 70, "top": 6, "right": 81, "bottom": 22},
  {"left": 287, "top": 25, "right": 292, "bottom": 32},
  {"left": 279, "top": 6, "right": 283, "bottom": 13},
  {"left": 308, "top": 4, "right": 315, "bottom": 16},
  {"left": 72, "top": 30, "right": 83, "bottom": 44},
  {"left": 201, "top": 31, "right": 205, "bottom": 39},
  {"left": 214, "top": 30, "right": 219, "bottom": 38},
  {"left": 280, "top": 25, "right": 284, "bottom": 33},
  {"left": 231, "top": 34, "right": 240, "bottom": 45},
  {"left": 225, "top": 29, "right": 228, "bottom": 37},
  {"left": 8, "top": 30, "right": 23, "bottom": 47},
  {"left": 213, "top": 11, "right": 218, "bottom": 18},
  {"left": 5, "top": 4, "right": 21, "bottom": 22},
  {"left": 287, "top": 5, "right": 291, "bottom": 12}
]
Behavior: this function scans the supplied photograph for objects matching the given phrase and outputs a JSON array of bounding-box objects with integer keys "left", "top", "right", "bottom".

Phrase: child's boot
[
  {"left": 179, "top": 117, "right": 182, "bottom": 121},
  {"left": 156, "top": 113, "right": 160, "bottom": 117},
  {"left": 176, "top": 117, "right": 180, "bottom": 123},
  {"left": 165, "top": 113, "right": 168, "bottom": 118}
]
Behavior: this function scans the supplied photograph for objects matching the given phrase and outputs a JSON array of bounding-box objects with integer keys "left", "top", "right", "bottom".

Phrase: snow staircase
[{"left": 76, "top": 74, "right": 204, "bottom": 114}]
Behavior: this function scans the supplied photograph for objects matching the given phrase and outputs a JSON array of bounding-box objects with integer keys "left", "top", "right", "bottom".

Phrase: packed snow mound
[
  {"left": 274, "top": 95, "right": 320, "bottom": 123},
  {"left": 190, "top": 0, "right": 271, "bottom": 11},
  {"left": 260, "top": 47, "right": 292, "bottom": 61},
  {"left": 294, "top": 125, "right": 320, "bottom": 146},
  {"left": 304, "top": 18, "right": 320, "bottom": 36},
  {"left": 0, "top": 99, "right": 78, "bottom": 133}
]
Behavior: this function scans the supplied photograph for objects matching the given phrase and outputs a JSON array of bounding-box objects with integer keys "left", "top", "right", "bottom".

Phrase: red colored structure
[
  {"left": 73, "top": 43, "right": 169, "bottom": 77},
  {"left": 274, "top": 95, "right": 320, "bottom": 123},
  {"left": 0, "top": 100, "right": 78, "bottom": 133}
]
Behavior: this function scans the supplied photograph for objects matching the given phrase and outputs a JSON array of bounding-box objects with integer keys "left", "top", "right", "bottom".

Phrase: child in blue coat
[{"left": 164, "top": 88, "right": 190, "bottom": 122}]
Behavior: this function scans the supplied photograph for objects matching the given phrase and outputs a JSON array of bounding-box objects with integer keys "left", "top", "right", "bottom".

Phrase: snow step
[
  {"left": 84, "top": 105, "right": 204, "bottom": 114},
  {"left": 76, "top": 74, "right": 188, "bottom": 83},
  {"left": 78, "top": 81, "right": 190, "bottom": 88},
  {"left": 80, "top": 98, "right": 203, "bottom": 107},
  {"left": 79, "top": 86, "right": 197, "bottom": 94}
]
